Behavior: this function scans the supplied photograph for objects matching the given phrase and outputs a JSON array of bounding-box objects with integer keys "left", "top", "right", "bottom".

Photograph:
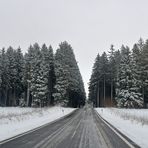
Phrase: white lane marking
[
  {"left": 0, "top": 109, "right": 77, "bottom": 145},
  {"left": 95, "top": 111, "right": 136, "bottom": 148},
  {"left": 71, "top": 118, "right": 82, "bottom": 139},
  {"left": 71, "top": 130, "right": 77, "bottom": 139},
  {"left": 34, "top": 110, "right": 82, "bottom": 148}
]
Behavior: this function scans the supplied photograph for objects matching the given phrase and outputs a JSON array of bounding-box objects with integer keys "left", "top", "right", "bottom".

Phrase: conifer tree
[
  {"left": 29, "top": 43, "right": 42, "bottom": 106},
  {"left": 6, "top": 47, "right": 18, "bottom": 106},
  {"left": 40, "top": 44, "right": 55, "bottom": 106},
  {"left": 54, "top": 41, "right": 85, "bottom": 107},
  {"left": 116, "top": 45, "right": 143, "bottom": 108},
  {"left": 0, "top": 51, "right": 2, "bottom": 105},
  {"left": 140, "top": 40, "right": 148, "bottom": 107},
  {"left": 88, "top": 53, "right": 101, "bottom": 106},
  {"left": 47, "top": 45, "right": 56, "bottom": 105},
  {"left": 0, "top": 48, "right": 9, "bottom": 106},
  {"left": 89, "top": 52, "right": 110, "bottom": 107},
  {"left": 108, "top": 45, "right": 116, "bottom": 106},
  {"left": 23, "top": 46, "right": 33, "bottom": 106},
  {"left": 15, "top": 47, "right": 24, "bottom": 105}
]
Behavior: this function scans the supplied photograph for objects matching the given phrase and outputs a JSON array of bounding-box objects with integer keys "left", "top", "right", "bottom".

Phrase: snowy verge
[
  {"left": 0, "top": 106, "right": 76, "bottom": 142},
  {"left": 95, "top": 108, "right": 148, "bottom": 148}
]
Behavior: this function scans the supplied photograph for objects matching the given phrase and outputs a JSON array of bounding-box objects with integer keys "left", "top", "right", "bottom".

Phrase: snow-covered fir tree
[
  {"left": 39, "top": 44, "right": 55, "bottom": 106},
  {"left": 140, "top": 40, "right": 148, "bottom": 107},
  {"left": 0, "top": 51, "right": 2, "bottom": 105},
  {"left": 54, "top": 41, "right": 85, "bottom": 107},
  {"left": 108, "top": 45, "right": 116, "bottom": 105},
  {"left": 116, "top": 45, "right": 143, "bottom": 108},
  {"left": 15, "top": 47, "right": 24, "bottom": 105},
  {"left": 6, "top": 47, "right": 18, "bottom": 106},
  {"left": 23, "top": 46, "right": 33, "bottom": 107},
  {"left": 23, "top": 43, "right": 56, "bottom": 107},
  {"left": 47, "top": 45, "right": 56, "bottom": 105},
  {"left": 88, "top": 53, "right": 101, "bottom": 106},
  {"left": 0, "top": 48, "right": 9, "bottom": 106},
  {"left": 29, "top": 43, "right": 43, "bottom": 106},
  {"left": 89, "top": 52, "right": 110, "bottom": 107}
]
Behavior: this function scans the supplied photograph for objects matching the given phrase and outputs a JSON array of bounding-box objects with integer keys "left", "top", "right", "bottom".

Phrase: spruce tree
[
  {"left": 99, "top": 52, "right": 109, "bottom": 107},
  {"left": 141, "top": 40, "right": 148, "bottom": 107},
  {"left": 0, "top": 51, "right": 2, "bottom": 105},
  {"left": 40, "top": 44, "right": 55, "bottom": 106},
  {"left": 15, "top": 47, "right": 24, "bottom": 105},
  {"left": 6, "top": 47, "right": 18, "bottom": 106},
  {"left": 29, "top": 43, "right": 42, "bottom": 106},
  {"left": 0, "top": 48, "right": 9, "bottom": 106},
  {"left": 54, "top": 41, "right": 85, "bottom": 107},
  {"left": 47, "top": 45, "right": 56, "bottom": 105},
  {"left": 89, "top": 52, "right": 110, "bottom": 107},
  {"left": 108, "top": 45, "right": 116, "bottom": 106},
  {"left": 116, "top": 45, "right": 143, "bottom": 108},
  {"left": 88, "top": 53, "right": 101, "bottom": 106},
  {"left": 23, "top": 46, "right": 33, "bottom": 107}
]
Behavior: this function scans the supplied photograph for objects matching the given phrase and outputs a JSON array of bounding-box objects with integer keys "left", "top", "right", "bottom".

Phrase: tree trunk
[
  {"left": 5, "top": 87, "right": 8, "bottom": 106},
  {"left": 142, "top": 86, "right": 145, "bottom": 107},
  {"left": 111, "top": 80, "right": 113, "bottom": 107},
  {"left": 48, "top": 74, "right": 52, "bottom": 106},
  {"left": 12, "top": 88, "right": 16, "bottom": 106},
  {"left": 97, "top": 81, "right": 100, "bottom": 107},
  {"left": 27, "top": 82, "right": 30, "bottom": 107},
  {"left": 104, "top": 76, "right": 105, "bottom": 107}
]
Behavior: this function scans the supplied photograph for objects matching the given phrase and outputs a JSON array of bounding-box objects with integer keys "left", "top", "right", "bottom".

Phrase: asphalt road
[{"left": 0, "top": 106, "right": 135, "bottom": 148}]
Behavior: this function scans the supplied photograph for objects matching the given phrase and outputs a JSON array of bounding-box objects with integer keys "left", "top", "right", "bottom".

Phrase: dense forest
[
  {"left": 89, "top": 38, "right": 148, "bottom": 108},
  {"left": 0, "top": 41, "right": 86, "bottom": 107}
]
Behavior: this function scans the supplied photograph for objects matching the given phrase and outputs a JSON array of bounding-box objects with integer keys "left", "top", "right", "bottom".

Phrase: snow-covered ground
[
  {"left": 0, "top": 106, "right": 75, "bottom": 142},
  {"left": 96, "top": 108, "right": 148, "bottom": 148}
]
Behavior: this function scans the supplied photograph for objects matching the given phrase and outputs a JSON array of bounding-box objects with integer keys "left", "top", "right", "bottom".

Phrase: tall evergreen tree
[
  {"left": 116, "top": 45, "right": 143, "bottom": 108},
  {"left": 88, "top": 53, "right": 101, "bottom": 106},
  {"left": 132, "top": 44, "right": 142, "bottom": 88},
  {"left": 23, "top": 46, "right": 33, "bottom": 106},
  {"left": 99, "top": 52, "right": 109, "bottom": 107},
  {"left": 89, "top": 52, "right": 110, "bottom": 107},
  {"left": 29, "top": 43, "right": 42, "bottom": 106},
  {"left": 6, "top": 47, "right": 18, "bottom": 106},
  {"left": 15, "top": 47, "right": 24, "bottom": 105},
  {"left": 140, "top": 40, "right": 148, "bottom": 107},
  {"left": 40, "top": 44, "right": 55, "bottom": 106},
  {"left": 0, "top": 48, "right": 9, "bottom": 106},
  {"left": 0, "top": 50, "right": 2, "bottom": 105},
  {"left": 47, "top": 45, "right": 56, "bottom": 105},
  {"left": 54, "top": 41, "right": 85, "bottom": 107},
  {"left": 108, "top": 45, "right": 116, "bottom": 106}
]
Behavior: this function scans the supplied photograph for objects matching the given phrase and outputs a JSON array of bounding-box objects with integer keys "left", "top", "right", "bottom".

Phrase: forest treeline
[
  {"left": 89, "top": 38, "right": 148, "bottom": 108},
  {"left": 0, "top": 41, "right": 86, "bottom": 107}
]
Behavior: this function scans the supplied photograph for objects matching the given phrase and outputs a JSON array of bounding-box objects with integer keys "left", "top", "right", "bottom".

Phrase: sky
[{"left": 0, "top": 0, "right": 148, "bottom": 96}]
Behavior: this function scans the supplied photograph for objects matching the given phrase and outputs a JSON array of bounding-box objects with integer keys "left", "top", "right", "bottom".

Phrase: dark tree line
[
  {"left": 0, "top": 42, "right": 86, "bottom": 107},
  {"left": 89, "top": 38, "right": 148, "bottom": 108},
  {"left": 54, "top": 42, "right": 86, "bottom": 107}
]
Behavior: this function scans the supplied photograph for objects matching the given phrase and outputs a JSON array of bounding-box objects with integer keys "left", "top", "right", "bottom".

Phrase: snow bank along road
[
  {"left": 0, "top": 107, "right": 75, "bottom": 142},
  {"left": 96, "top": 108, "right": 148, "bottom": 148},
  {"left": 0, "top": 106, "right": 139, "bottom": 148}
]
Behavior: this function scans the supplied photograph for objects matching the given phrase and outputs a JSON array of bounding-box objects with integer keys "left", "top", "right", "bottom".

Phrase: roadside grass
[
  {"left": 0, "top": 107, "right": 47, "bottom": 124},
  {"left": 100, "top": 108, "right": 148, "bottom": 126},
  {"left": 0, "top": 106, "right": 75, "bottom": 141}
]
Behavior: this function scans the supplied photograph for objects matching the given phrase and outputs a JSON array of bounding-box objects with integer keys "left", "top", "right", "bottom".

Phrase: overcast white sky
[{"left": 0, "top": 0, "right": 148, "bottom": 95}]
